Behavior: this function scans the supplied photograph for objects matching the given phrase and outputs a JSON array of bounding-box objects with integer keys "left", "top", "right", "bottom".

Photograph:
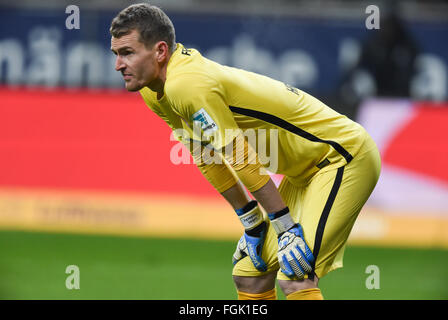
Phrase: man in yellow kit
[{"left": 110, "top": 3, "right": 381, "bottom": 300}]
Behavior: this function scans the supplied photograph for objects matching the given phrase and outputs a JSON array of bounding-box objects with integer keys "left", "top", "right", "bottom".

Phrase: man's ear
[{"left": 155, "top": 41, "right": 169, "bottom": 62}]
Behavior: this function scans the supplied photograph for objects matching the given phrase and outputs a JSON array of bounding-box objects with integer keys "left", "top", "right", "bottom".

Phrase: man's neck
[
  {"left": 149, "top": 78, "right": 164, "bottom": 100},
  {"left": 150, "top": 51, "right": 172, "bottom": 100}
]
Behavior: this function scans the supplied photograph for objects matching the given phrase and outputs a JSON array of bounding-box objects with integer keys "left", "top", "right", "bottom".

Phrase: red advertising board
[{"left": 0, "top": 87, "right": 217, "bottom": 197}]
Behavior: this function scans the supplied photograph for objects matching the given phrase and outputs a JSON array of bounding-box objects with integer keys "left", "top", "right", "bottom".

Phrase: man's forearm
[
  {"left": 221, "top": 178, "right": 286, "bottom": 214},
  {"left": 221, "top": 180, "right": 251, "bottom": 210},
  {"left": 251, "top": 178, "right": 286, "bottom": 213}
]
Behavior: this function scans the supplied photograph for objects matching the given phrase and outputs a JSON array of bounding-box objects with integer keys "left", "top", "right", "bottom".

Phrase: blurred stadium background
[{"left": 0, "top": 0, "right": 447, "bottom": 299}]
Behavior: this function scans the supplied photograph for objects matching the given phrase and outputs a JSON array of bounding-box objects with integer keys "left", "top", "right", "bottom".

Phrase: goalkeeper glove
[
  {"left": 232, "top": 200, "right": 268, "bottom": 272},
  {"left": 268, "top": 207, "right": 314, "bottom": 279}
]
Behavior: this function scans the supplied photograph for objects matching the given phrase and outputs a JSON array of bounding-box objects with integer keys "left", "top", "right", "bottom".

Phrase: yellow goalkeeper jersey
[{"left": 140, "top": 43, "right": 368, "bottom": 185}]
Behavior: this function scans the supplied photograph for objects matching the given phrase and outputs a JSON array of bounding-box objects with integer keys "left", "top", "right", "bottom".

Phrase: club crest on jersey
[{"left": 192, "top": 108, "right": 218, "bottom": 135}]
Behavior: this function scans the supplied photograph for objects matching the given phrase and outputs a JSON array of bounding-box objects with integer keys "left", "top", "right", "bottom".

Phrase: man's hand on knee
[
  {"left": 268, "top": 207, "right": 314, "bottom": 279},
  {"left": 277, "top": 224, "right": 314, "bottom": 278},
  {"left": 232, "top": 200, "right": 268, "bottom": 272}
]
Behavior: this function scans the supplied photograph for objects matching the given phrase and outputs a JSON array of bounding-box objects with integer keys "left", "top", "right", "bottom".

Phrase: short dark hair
[{"left": 110, "top": 3, "right": 176, "bottom": 52}]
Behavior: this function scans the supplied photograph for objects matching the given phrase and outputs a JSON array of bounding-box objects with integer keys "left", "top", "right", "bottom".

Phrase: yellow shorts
[{"left": 232, "top": 135, "right": 381, "bottom": 280}]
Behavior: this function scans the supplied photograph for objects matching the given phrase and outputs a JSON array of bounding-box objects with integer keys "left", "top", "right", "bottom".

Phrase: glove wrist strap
[
  {"left": 268, "top": 207, "right": 295, "bottom": 235},
  {"left": 235, "top": 200, "right": 263, "bottom": 231}
]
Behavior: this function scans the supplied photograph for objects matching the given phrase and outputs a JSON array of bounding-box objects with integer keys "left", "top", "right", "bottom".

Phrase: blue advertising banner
[{"left": 0, "top": 7, "right": 447, "bottom": 98}]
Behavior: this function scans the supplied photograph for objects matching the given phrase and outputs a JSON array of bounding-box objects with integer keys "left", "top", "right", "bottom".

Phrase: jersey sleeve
[
  {"left": 165, "top": 74, "right": 241, "bottom": 151},
  {"left": 223, "top": 132, "right": 271, "bottom": 193},
  {"left": 140, "top": 86, "right": 239, "bottom": 193},
  {"left": 184, "top": 138, "right": 239, "bottom": 193}
]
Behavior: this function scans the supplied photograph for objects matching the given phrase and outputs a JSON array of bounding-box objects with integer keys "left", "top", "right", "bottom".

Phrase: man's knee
[
  {"left": 278, "top": 274, "right": 319, "bottom": 296},
  {"left": 233, "top": 272, "right": 276, "bottom": 294}
]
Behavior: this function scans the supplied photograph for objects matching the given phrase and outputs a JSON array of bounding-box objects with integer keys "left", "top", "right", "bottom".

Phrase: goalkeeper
[{"left": 110, "top": 4, "right": 381, "bottom": 300}]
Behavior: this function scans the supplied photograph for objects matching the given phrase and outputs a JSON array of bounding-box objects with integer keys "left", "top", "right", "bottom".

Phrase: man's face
[{"left": 111, "top": 29, "right": 157, "bottom": 92}]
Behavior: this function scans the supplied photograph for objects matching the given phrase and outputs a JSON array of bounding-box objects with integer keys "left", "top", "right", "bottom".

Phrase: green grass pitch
[{"left": 0, "top": 230, "right": 447, "bottom": 300}]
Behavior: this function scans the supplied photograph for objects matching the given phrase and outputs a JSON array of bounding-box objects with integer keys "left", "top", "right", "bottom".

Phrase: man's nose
[{"left": 115, "top": 56, "right": 125, "bottom": 71}]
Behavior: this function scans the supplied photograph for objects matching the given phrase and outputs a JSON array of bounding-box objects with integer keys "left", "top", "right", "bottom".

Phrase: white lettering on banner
[
  {"left": 206, "top": 34, "right": 317, "bottom": 89},
  {"left": 0, "top": 39, "right": 24, "bottom": 84},
  {"left": 65, "top": 42, "right": 104, "bottom": 87},
  {"left": 338, "top": 38, "right": 362, "bottom": 72},
  {"left": 411, "top": 54, "right": 447, "bottom": 101},
  {"left": 27, "top": 27, "right": 61, "bottom": 86}
]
